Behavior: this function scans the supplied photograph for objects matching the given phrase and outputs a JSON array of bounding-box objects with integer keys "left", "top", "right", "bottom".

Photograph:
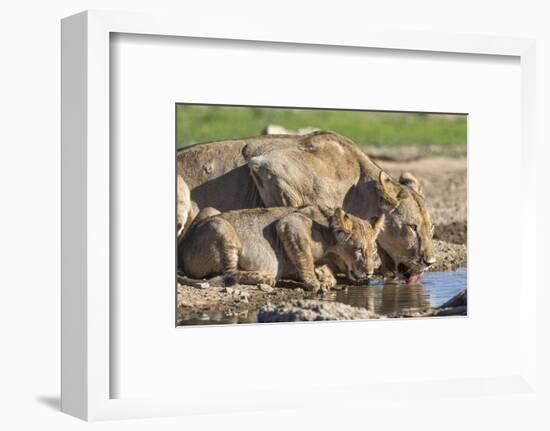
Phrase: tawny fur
[
  {"left": 176, "top": 175, "right": 196, "bottom": 240},
  {"left": 177, "top": 131, "right": 435, "bottom": 279},
  {"left": 179, "top": 205, "right": 384, "bottom": 292}
]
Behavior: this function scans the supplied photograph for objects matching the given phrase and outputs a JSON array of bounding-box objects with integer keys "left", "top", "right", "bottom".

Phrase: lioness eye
[{"left": 409, "top": 224, "right": 418, "bottom": 231}]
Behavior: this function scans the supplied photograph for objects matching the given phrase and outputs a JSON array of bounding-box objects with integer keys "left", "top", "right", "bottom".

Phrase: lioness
[
  {"left": 176, "top": 174, "right": 197, "bottom": 240},
  {"left": 177, "top": 131, "right": 435, "bottom": 283},
  {"left": 179, "top": 205, "right": 385, "bottom": 292},
  {"left": 176, "top": 175, "right": 191, "bottom": 238}
]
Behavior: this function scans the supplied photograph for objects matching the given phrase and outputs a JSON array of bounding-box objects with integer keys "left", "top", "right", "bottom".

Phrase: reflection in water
[
  {"left": 328, "top": 268, "right": 467, "bottom": 316},
  {"left": 178, "top": 268, "right": 467, "bottom": 325},
  {"left": 421, "top": 268, "right": 467, "bottom": 307},
  {"left": 178, "top": 308, "right": 259, "bottom": 326},
  {"left": 326, "top": 283, "right": 431, "bottom": 316}
]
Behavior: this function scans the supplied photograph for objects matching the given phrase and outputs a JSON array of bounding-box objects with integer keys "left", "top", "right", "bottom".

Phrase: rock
[
  {"left": 296, "top": 127, "right": 319, "bottom": 135},
  {"left": 431, "top": 289, "right": 467, "bottom": 316},
  {"left": 257, "top": 283, "right": 274, "bottom": 293},
  {"left": 177, "top": 274, "right": 215, "bottom": 289},
  {"left": 223, "top": 287, "right": 250, "bottom": 302},
  {"left": 433, "top": 305, "right": 467, "bottom": 316},
  {"left": 258, "top": 299, "right": 375, "bottom": 322},
  {"left": 439, "top": 289, "right": 467, "bottom": 308},
  {"left": 262, "top": 124, "right": 319, "bottom": 136}
]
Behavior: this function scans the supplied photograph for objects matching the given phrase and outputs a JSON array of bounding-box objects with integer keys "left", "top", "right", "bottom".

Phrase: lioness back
[{"left": 177, "top": 135, "right": 302, "bottom": 213}]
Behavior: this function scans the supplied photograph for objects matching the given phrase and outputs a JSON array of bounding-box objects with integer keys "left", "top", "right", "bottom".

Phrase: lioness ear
[
  {"left": 399, "top": 171, "right": 423, "bottom": 195},
  {"left": 371, "top": 214, "right": 385, "bottom": 238},
  {"left": 332, "top": 207, "right": 353, "bottom": 234},
  {"left": 378, "top": 171, "right": 403, "bottom": 207}
]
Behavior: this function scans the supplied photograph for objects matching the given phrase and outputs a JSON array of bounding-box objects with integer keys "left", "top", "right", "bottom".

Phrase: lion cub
[{"left": 179, "top": 205, "right": 384, "bottom": 292}]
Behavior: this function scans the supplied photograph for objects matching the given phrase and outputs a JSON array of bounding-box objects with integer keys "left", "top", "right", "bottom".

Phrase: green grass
[{"left": 176, "top": 104, "right": 467, "bottom": 150}]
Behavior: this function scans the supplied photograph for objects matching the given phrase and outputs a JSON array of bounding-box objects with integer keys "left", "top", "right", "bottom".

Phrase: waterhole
[{"left": 177, "top": 268, "right": 467, "bottom": 325}]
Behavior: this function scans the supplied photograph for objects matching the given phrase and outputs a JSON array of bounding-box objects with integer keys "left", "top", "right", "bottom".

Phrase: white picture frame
[{"left": 61, "top": 9, "right": 538, "bottom": 421}]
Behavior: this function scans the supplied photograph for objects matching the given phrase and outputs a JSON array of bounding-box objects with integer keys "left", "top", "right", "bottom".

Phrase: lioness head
[
  {"left": 330, "top": 207, "right": 385, "bottom": 281},
  {"left": 376, "top": 171, "right": 436, "bottom": 284}
]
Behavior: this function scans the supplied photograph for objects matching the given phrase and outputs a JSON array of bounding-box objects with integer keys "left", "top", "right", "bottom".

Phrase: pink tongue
[{"left": 406, "top": 272, "right": 424, "bottom": 285}]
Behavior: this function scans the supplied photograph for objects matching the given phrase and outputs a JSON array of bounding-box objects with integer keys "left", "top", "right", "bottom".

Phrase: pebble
[{"left": 257, "top": 283, "right": 274, "bottom": 293}]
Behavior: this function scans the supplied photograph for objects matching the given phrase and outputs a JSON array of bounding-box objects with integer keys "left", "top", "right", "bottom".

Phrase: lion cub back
[{"left": 181, "top": 207, "right": 296, "bottom": 279}]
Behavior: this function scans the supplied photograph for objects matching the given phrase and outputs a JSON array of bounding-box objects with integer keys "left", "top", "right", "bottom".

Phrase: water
[
  {"left": 327, "top": 268, "right": 467, "bottom": 316},
  {"left": 420, "top": 268, "right": 467, "bottom": 307},
  {"left": 178, "top": 268, "right": 467, "bottom": 325}
]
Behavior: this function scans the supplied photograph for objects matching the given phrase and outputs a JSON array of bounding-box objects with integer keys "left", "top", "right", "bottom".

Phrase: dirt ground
[
  {"left": 177, "top": 283, "right": 316, "bottom": 325},
  {"left": 177, "top": 148, "right": 467, "bottom": 324}
]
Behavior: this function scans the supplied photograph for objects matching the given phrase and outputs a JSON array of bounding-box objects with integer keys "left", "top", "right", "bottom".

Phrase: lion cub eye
[{"left": 409, "top": 224, "right": 418, "bottom": 232}]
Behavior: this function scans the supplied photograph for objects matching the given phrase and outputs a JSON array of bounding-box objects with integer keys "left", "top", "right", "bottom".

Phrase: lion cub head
[{"left": 329, "top": 207, "right": 385, "bottom": 281}]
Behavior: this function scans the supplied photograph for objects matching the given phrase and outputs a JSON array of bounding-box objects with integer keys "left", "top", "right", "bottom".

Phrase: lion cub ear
[
  {"left": 331, "top": 207, "right": 353, "bottom": 234},
  {"left": 399, "top": 171, "right": 423, "bottom": 195},
  {"left": 370, "top": 214, "right": 385, "bottom": 238}
]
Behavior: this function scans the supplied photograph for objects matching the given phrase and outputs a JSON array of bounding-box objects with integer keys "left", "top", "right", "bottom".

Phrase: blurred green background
[{"left": 176, "top": 104, "right": 467, "bottom": 154}]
